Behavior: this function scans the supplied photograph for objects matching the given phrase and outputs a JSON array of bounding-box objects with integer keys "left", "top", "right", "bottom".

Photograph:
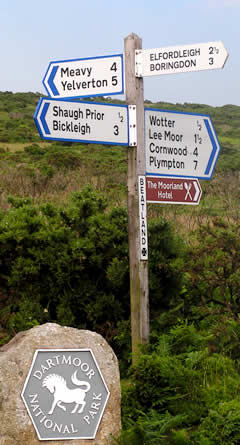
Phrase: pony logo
[{"left": 42, "top": 371, "right": 91, "bottom": 415}]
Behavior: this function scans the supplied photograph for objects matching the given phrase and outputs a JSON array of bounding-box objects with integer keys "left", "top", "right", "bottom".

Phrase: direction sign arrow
[
  {"left": 146, "top": 176, "right": 202, "bottom": 205},
  {"left": 34, "top": 97, "right": 129, "bottom": 146},
  {"left": 135, "top": 41, "right": 228, "bottom": 77},
  {"left": 145, "top": 108, "right": 221, "bottom": 179},
  {"left": 43, "top": 54, "right": 124, "bottom": 99}
]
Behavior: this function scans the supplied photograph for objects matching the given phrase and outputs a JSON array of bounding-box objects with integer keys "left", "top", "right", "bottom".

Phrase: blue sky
[{"left": 0, "top": 0, "right": 239, "bottom": 106}]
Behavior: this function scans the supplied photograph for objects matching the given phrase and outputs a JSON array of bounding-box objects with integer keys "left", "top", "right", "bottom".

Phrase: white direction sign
[
  {"left": 34, "top": 98, "right": 129, "bottom": 146},
  {"left": 138, "top": 176, "right": 148, "bottom": 260},
  {"left": 145, "top": 108, "right": 221, "bottom": 179},
  {"left": 43, "top": 54, "right": 124, "bottom": 99},
  {"left": 135, "top": 41, "right": 228, "bottom": 77}
]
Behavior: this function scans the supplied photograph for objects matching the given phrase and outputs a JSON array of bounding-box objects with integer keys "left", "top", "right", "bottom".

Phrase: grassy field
[{"left": 0, "top": 92, "right": 240, "bottom": 229}]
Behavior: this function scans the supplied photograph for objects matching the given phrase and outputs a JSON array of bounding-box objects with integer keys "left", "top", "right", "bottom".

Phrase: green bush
[
  {"left": 118, "top": 410, "right": 189, "bottom": 445},
  {"left": 121, "top": 322, "right": 240, "bottom": 444},
  {"left": 184, "top": 218, "right": 240, "bottom": 358},
  {"left": 0, "top": 187, "right": 128, "bottom": 338},
  {"left": 0, "top": 187, "right": 184, "bottom": 355},
  {"left": 194, "top": 400, "right": 240, "bottom": 445},
  {"left": 148, "top": 218, "right": 185, "bottom": 318}
]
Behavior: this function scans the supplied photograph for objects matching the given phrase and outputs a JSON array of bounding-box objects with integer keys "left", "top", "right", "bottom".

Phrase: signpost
[
  {"left": 145, "top": 108, "right": 221, "bottom": 179},
  {"left": 146, "top": 176, "right": 202, "bottom": 205},
  {"left": 124, "top": 34, "right": 149, "bottom": 362},
  {"left": 135, "top": 41, "right": 228, "bottom": 77},
  {"left": 43, "top": 54, "right": 124, "bottom": 99},
  {"left": 32, "top": 36, "right": 228, "bottom": 365},
  {"left": 34, "top": 97, "right": 129, "bottom": 146}
]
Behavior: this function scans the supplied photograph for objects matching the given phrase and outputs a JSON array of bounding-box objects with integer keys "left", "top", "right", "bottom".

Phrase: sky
[{"left": 0, "top": 0, "right": 239, "bottom": 107}]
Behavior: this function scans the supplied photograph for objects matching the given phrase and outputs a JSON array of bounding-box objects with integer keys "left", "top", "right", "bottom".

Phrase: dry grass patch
[{"left": 0, "top": 142, "right": 49, "bottom": 153}]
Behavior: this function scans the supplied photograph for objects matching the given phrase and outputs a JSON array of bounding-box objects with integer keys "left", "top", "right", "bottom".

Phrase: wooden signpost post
[{"left": 124, "top": 34, "right": 150, "bottom": 361}]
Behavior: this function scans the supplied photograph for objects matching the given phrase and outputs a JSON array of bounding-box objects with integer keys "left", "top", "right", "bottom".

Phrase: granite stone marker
[{"left": 0, "top": 323, "right": 121, "bottom": 445}]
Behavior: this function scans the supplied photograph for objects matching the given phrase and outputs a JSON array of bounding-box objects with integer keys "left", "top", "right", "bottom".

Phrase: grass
[
  {"left": 0, "top": 120, "right": 239, "bottom": 232},
  {"left": 0, "top": 142, "right": 49, "bottom": 152}
]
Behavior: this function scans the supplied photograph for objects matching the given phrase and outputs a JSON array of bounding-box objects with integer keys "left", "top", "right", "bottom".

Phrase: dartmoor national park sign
[
  {"left": 21, "top": 349, "right": 110, "bottom": 440},
  {"left": 0, "top": 323, "right": 121, "bottom": 444}
]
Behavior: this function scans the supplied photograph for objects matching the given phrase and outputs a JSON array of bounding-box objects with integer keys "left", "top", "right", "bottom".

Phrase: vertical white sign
[{"left": 138, "top": 176, "right": 148, "bottom": 260}]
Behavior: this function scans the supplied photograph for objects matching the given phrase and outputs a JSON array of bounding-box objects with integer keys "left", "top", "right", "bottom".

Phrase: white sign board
[
  {"left": 43, "top": 54, "right": 124, "bottom": 99},
  {"left": 136, "top": 41, "right": 228, "bottom": 77},
  {"left": 138, "top": 176, "right": 148, "bottom": 260},
  {"left": 34, "top": 98, "right": 129, "bottom": 146},
  {"left": 145, "top": 108, "right": 221, "bottom": 179}
]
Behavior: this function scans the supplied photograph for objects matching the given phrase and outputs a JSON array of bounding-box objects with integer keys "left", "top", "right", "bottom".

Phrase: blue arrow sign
[
  {"left": 43, "top": 54, "right": 124, "bottom": 99},
  {"left": 40, "top": 102, "right": 50, "bottom": 134},
  {"left": 145, "top": 108, "right": 221, "bottom": 180},
  {"left": 34, "top": 97, "right": 129, "bottom": 146},
  {"left": 47, "top": 65, "right": 59, "bottom": 96},
  {"left": 203, "top": 118, "right": 218, "bottom": 176}
]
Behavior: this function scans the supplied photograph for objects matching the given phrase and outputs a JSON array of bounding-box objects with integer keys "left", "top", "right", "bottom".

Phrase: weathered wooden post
[{"left": 124, "top": 33, "right": 149, "bottom": 363}]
